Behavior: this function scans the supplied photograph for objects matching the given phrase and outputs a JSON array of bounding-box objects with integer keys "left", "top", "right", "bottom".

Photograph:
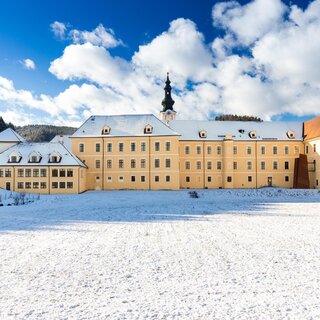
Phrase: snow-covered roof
[
  {"left": 170, "top": 120, "right": 303, "bottom": 141},
  {"left": 71, "top": 114, "right": 180, "bottom": 138},
  {"left": 50, "top": 135, "right": 72, "bottom": 151},
  {"left": 0, "top": 128, "right": 25, "bottom": 142},
  {"left": 0, "top": 142, "right": 85, "bottom": 167}
]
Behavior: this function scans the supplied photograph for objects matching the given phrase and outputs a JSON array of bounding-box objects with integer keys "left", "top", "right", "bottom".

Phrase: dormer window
[
  {"left": 49, "top": 151, "right": 61, "bottom": 163},
  {"left": 8, "top": 151, "right": 21, "bottom": 163},
  {"left": 144, "top": 124, "right": 153, "bottom": 134},
  {"left": 199, "top": 130, "right": 207, "bottom": 138},
  {"left": 102, "top": 125, "right": 111, "bottom": 135},
  {"left": 287, "top": 131, "right": 295, "bottom": 139},
  {"left": 249, "top": 131, "right": 257, "bottom": 139},
  {"left": 28, "top": 151, "right": 41, "bottom": 163}
]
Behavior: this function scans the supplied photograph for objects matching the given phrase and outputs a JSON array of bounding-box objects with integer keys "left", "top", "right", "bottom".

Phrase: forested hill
[
  {"left": 215, "top": 114, "right": 263, "bottom": 122},
  {"left": 16, "top": 125, "right": 77, "bottom": 142},
  {"left": 0, "top": 116, "right": 76, "bottom": 142}
]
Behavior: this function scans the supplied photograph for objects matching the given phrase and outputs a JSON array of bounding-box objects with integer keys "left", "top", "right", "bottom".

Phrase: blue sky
[{"left": 0, "top": 0, "right": 318, "bottom": 126}]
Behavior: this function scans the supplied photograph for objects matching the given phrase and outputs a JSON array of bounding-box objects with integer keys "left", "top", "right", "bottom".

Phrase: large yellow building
[{"left": 0, "top": 75, "right": 319, "bottom": 193}]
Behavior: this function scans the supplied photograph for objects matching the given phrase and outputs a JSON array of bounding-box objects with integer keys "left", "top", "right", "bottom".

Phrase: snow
[
  {"left": 0, "top": 128, "right": 25, "bottom": 142},
  {"left": 170, "top": 120, "right": 303, "bottom": 141},
  {"left": 1, "top": 188, "right": 320, "bottom": 319}
]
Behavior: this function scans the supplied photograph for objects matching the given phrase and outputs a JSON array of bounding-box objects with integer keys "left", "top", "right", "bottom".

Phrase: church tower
[{"left": 160, "top": 73, "right": 176, "bottom": 124}]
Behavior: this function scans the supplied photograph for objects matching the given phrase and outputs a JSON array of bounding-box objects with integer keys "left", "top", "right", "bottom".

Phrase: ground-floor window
[
  {"left": 141, "top": 176, "right": 145, "bottom": 182},
  {"left": 67, "top": 182, "right": 73, "bottom": 189},
  {"left": 285, "top": 176, "right": 289, "bottom": 182},
  {"left": 59, "top": 182, "right": 66, "bottom": 188},
  {"left": 131, "top": 176, "right": 136, "bottom": 182},
  {"left": 227, "top": 176, "right": 232, "bottom": 182},
  {"left": 17, "top": 182, "right": 24, "bottom": 189},
  {"left": 40, "top": 182, "right": 47, "bottom": 189},
  {"left": 166, "top": 175, "right": 170, "bottom": 182},
  {"left": 186, "top": 176, "right": 190, "bottom": 183},
  {"left": 207, "top": 176, "right": 212, "bottom": 182},
  {"left": 155, "top": 176, "right": 159, "bottom": 182},
  {"left": 33, "top": 182, "right": 39, "bottom": 189},
  {"left": 52, "top": 182, "right": 58, "bottom": 189},
  {"left": 248, "top": 176, "right": 252, "bottom": 182},
  {"left": 25, "top": 182, "right": 31, "bottom": 189}
]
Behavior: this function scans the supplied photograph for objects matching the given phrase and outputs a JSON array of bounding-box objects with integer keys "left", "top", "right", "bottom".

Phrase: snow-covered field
[{"left": 1, "top": 188, "right": 320, "bottom": 319}]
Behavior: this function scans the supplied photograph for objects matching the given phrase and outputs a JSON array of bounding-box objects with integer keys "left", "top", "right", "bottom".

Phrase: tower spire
[
  {"left": 160, "top": 72, "right": 176, "bottom": 124},
  {"left": 161, "top": 72, "right": 175, "bottom": 112}
]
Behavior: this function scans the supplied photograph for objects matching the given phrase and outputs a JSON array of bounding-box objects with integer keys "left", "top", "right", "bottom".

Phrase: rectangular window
[
  {"left": 207, "top": 146, "right": 212, "bottom": 155},
  {"left": 131, "top": 142, "right": 136, "bottom": 152},
  {"left": 59, "top": 169, "right": 66, "bottom": 177},
  {"left": 96, "top": 143, "right": 101, "bottom": 152},
  {"left": 95, "top": 160, "right": 101, "bottom": 169},
  {"left": 107, "top": 143, "right": 112, "bottom": 152},
  {"left": 17, "top": 182, "right": 24, "bottom": 189},
  {"left": 33, "top": 182, "right": 39, "bottom": 189},
  {"left": 79, "top": 143, "right": 84, "bottom": 152},
  {"left": 107, "top": 160, "right": 112, "bottom": 168},
  {"left": 185, "top": 161, "right": 190, "bottom": 170},
  {"left": 273, "top": 146, "right": 278, "bottom": 155},
  {"left": 285, "top": 161, "right": 289, "bottom": 170},
  {"left": 119, "top": 160, "right": 124, "bottom": 168},
  {"left": 40, "top": 169, "right": 47, "bottom": 177},
  {"left": 273, "top": 161, "right": 278, "bottom": 170},
  {"left": 131, "top": 176, "right": 136, "bottom": 182},
  {"left": 141, "top": 142, "right": 146, "bottom": 152},
  {"left": 0, "top": 169, "right": 3, "bottom": 177},
  {"left": 196, "top": 146, "right": 201, "bottom": 155},
  {"left": 233, "top": 146, "right": 238, "bottom": 155},
  {"left": 25, "top": 182, "right": 31, "bottom": 189},
  {"left": 207, "top": 161, "right": 212, "bottom": 170},
  {"left": 33, "top": 169, "right": 39, "bottom": 177},
  {"left": 5, "top": 169, "right": 11, "bottom": 177},
  {"left": 294, "top": 146, "right": 299, "bottom": 155},
  {"left": 247, "top": 146, "right": 252, "bottom": 155},
  {"left": 166, "top": 175, "right": 170, "bottom": 182},
  {"left": 217, "top": 161, "right": 222, "bottom": 170},
  {"left": 284, "top": 146, "right": 289, "bottom": 155},
  {"left": 248, "top": 176, "right": 252, "bottom": 182},
  {"left": 67, "top": 182, "right": 73, "bottom": 189},
  {"left": 52, "top": 182, "right": 58, "bottom": 189},
  {"left": 285, "top": 176, "right": 289, "bottom": 182},
  {"left": 25, "top": 169, "right": 31, "bottom": 177},
  {"left": 186, "top": 176, "right": 190, "bottom": 183},
  {"left": 207, "top": 176, "right": 212, "bottom": 182},
  {"left": 155, "top": 176, "right": 160, "bottom": 182},
  {"left": 155, "top": 159, "right": 160, "bottom": 168},
  {"left": 67, "top": 169, "right": 73, "bottom": 177},
  {"left": 18, "top": 169, "right": 24, "bottom": 177},
  {"left": 216, "top": 146, "right": 222, "bottom": 155},
  {"left": 165, "top": 158, "right": 171, "bottom": 168},
  {"left": 185, "top": 146, "right": 190, "bottom": 155},
  {"left": 155, "top": 142, "right": 160, "bottom": 151},
  {"left": 233, "top": 161, "right": 237, "bottom": 170},
  {"left": 196, "top": 161, "right": 201, "bottom": 170},
  {"left": 141, "top": 176, "right": 145, "bottom": 182},
  {"left": 119, "top": 176, "right": 124, "bottom": 181},
  {"left": 261, "top": 161, "right": 266, "bottom": 170},
  {"left": 131, "top": 159, "right": 136, "bottom": 169},
  {"left": 59, "top": 182, "right": 66, "bottom": 189},
  {"left": 119, "top": 143, "right": 124, "bottom": 152},
  {"left": 227, "top": 176, "right": 232, "bottom": 182},
  {"left": 141, "top": 159, "right": 146, "bottom": 168},
  {"left": 247, "top": 161, "right": 252, "bottom": 170},
  {"left": 306, "top": 145, "right": 309, "bottom": 154},
  {"left": 260, "top": 146, "right": 265, "bottom": 155},
  {"left": 52, "top": 169, "right": 58, "bottom": 177},
  {"left": 40, "top": 182, "right": 47, "bottom": 189},
  {"left": 165, "top": 141, "right": 171, "bottom": 151}
]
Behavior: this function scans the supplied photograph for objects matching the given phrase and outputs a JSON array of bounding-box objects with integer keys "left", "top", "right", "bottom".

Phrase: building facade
[{"left": 0, "top": 75, "right": 319, "bottom": 194}]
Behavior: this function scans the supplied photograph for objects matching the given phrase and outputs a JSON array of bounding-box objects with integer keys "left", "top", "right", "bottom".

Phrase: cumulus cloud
[
  {"left": 2, "top": 0, "right": 320, "bottom": 126},
  {"left": 21, "top": 58, "right": 36, "bottom": 70}
]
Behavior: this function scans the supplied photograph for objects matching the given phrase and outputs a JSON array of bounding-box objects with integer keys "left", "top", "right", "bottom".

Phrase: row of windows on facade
[
  {"left": 184, "top": 145, "right": 300, "bottom": 155},
  {"left": 16, "top": 181, "right": 74, "bottom": 189},
  {"left": 184, "top": 175, "right": 291, "bottom": 183},
  {"left": 80, "top": 141, "right": 172, "bottom": 153},
  {"left": 183, "top": 160, "right": 291, "bottom": 170},
  {"left": 95, "top": 159, "right": 172, "bottom": 169},
  {"left": 305, "top": 144, "right": 318, "bottom": 154},
  {"left": 96, "top": 175, "right": 172, "bottom": 183},
  {"left": 0, "top": 168, "right": 74, "bottom": 178}
]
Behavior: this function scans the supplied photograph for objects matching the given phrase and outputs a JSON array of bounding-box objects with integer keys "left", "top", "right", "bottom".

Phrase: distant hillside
[
  {"left": 215, "top": 114, "right": 263, "bottom": 122},
  {"left": 16, "top": 125, "right": 77, "bottom": 142}
]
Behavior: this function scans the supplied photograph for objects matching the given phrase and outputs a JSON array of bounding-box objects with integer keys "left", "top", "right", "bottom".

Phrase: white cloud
[
  {"left": 212, "top": 0, "right": 286, "bottom": 45},
  {"left": 21, "top": 58, "right": 36, "bottom": 70},
  {"left": 50, "top": 21, "right": 67, "bottom": 40}
]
